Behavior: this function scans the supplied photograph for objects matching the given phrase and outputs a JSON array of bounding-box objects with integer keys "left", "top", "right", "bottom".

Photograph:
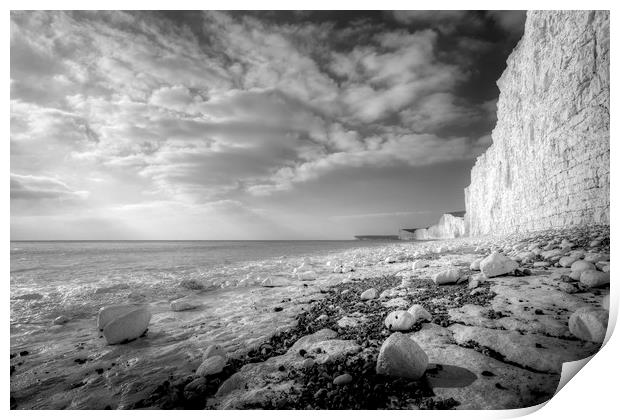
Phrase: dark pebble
[
  {"left": 481, "top": 370, "right": 495, "bottom": 377},
  {"left": 274, "top": 307, "right": 283, "bottom": 312},
  {"left": 19, "top": 351, "right": 29, "bottom": 357}
]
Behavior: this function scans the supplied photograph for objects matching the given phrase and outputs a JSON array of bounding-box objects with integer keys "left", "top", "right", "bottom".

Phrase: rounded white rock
[
  {"left": 384, "top": 310, "right": 415, "bottom": 331},
  {"left": 376, "top": 332, "right": 428, "bottom": 379},
  {"left": 569, "top": 307, "right": 608, "bottom": 343},
  {"left": 360, "top": 288, "right": 378, "bottom": 300},
  {"left": 407, "top": 304, "right": 431, "bottom": 324},
  {"left": 580, "top": 270, "right": 610, "bottom": 288},
  {"left": 196, "top": 355, "right": 226, "bottom": 377}
]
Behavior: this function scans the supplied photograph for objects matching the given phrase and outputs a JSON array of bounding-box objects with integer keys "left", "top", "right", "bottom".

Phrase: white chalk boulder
[
  {"left": 479, "top": 252, "right": 518, "bottom": 278},
  {"left": 376, "top": 332, "right": 428, "bottom": 379},
  {"left": 559, "top": 256, "right": 578, "bottom": 268},
  {"left": 101, "top": 306, "right": 151, "bottom": 345},
  {"left": 97, "top": 303, "right": 146, "bottom": 331},
  {"left": 432, "top": 268, "right": 461, "bottom": 285},
  {"left": 407, "top": 304, "right": 431, "bottom": 324},
  {"left": 196, "top": 355, "right": 226, "bottom": 377},
  {"left": 360, "top": 288, "right": 378, "bottom": 300},
  {"left": 580, "top": 270, "right": 610, "bottom": 288},
  {"left": 170, "top": 298, "right": 199, "bottom": 312},
  {"left": 570, "top": 260, "right": 596, "bottom": 275},
  {"left": 384, "top": 310, "right": 415, "bottom": 331},
  {"left": 569, "top": 307, "right": 608, "bottom": 343}
]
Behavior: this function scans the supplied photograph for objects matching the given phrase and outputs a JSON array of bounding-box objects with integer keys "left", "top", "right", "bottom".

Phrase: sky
[{"left": 10, "top": 10, "right": 525, "bottom": 240}]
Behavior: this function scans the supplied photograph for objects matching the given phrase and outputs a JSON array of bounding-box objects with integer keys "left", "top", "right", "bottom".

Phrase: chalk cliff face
[
  {"left": 413, "top": 213, "right": 465, "bottom": 240},
  {"left": 465, "top": 11, "right": 610, "bottom": 236}
]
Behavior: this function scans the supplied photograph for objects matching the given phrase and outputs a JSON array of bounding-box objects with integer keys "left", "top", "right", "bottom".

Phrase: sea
[{"left": 10, "top": 240, "right": 398, "bottom": 332}]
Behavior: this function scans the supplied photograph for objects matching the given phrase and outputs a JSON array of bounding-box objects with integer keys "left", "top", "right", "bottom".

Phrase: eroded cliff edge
[{"left": 465, "top": 11, "right": 609, "bottom": 236}]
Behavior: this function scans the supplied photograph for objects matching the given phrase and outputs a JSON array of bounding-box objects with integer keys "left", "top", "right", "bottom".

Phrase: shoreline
[{"left": 10, "top": 226, "right": 610, "bottom": 409}]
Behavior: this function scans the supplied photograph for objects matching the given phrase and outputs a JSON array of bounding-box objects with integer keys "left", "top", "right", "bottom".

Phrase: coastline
[{"left": 10, "top": 226, "right": 609, "bottom": 409}]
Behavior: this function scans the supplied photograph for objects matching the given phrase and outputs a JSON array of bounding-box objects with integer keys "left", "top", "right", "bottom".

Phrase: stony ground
[{"left": 10, "top": 225, "right": 610, "bottom": 410}]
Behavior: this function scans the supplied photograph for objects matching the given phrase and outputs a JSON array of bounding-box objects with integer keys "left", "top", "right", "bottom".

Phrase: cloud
[
  {"left": 10, "top": 10, "right": 515, "bottom": 238},
  {"left": 399, "top": 93, "right": 493, "bottom": 133},
  {"left": 487, "top": 11, "right": 527, "bottom": 38},
  {"left": 11, "top": 173, "right": 89, "bottom": 200},
  {"left": 149, "top": 85, "right": 195, "bottom": 112},
  {"left": 390, "top": 11, "right": 484, "bottom": 34}
]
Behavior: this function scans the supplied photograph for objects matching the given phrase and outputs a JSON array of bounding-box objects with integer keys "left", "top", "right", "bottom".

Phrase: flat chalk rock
[
  {"left": 97, "top": 303, "right": 146, "bottom": 331},
  {"left": 102, "top": 306, "right": 151, "bottom": 345}
]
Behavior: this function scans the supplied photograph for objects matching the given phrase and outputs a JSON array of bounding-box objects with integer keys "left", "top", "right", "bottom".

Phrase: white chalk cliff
[
  {"left": 465, "top": 11, "right": 610, "bottom": 236},
  {"left": 412, "top": 213, "right": 466, "bottom": 240}
]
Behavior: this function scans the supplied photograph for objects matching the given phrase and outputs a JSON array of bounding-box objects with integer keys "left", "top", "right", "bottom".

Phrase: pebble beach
[{"left": 10, "top": 225, "right": 610, "bottom": 410}]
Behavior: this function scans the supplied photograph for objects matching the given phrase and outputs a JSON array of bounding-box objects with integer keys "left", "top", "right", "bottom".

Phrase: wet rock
[
  {"left": 97, "top": 303, "right": 146, "bottom": 331},
  {"left": 541, "top": 249, "right": 563, "bottom": 260},
  {"left": 569, "top": 271, "right": 582, "bottom": 281},
  {"left": 432, "top": 268, "right": 461, "bottom": 285},
  {"left": 479, "top": 252, "right": 519, "bottom": 278},
  {"left": 100, "top": 305, "right": 151, "bottom": 345},
  {"left": 584, "top": 253, "right": 608, "bottom": 263},
  {"left": 569, "top": 307, "right": 608, "bottom": 343},
  {"left": 337, "top": 316, "right": 361, "bottom": 328},
  {"left": 170, "top": 297, "right": 198, "bottom": 312},
  {"left": 183, "top": 377, "right": 207, "bottom": 402},
  {"left": 559, "top": 256, "right": 578, "bottom": 267},
  {"left": 533, "top": 261, "right": 550, "bottom": 268},
  {"left": 360, "top": 288, "right": 378, "bottom": 300},
  {"left": 580, "top": 270, "right": 610, "bottom": 288},
  {"left": 376, "top": 332, "right": 428, "bottom": 379},
  {"left": 333, "top": 373, "right": 353, "bottom": 385},
  {"left": 570, "top": 260, "right": 596, "bottom": 275},
  {"left": 412, "top": 260, "right": 429, "bottom": 269},
  {"left": 384, "top": 310, "right": 415, "bottom": 331},
  {"left": 407, "top": 304, "right": 432, "bottom": 324},
  {"left": 196, "top": 355, "right": 226, "bottom": 377}
]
